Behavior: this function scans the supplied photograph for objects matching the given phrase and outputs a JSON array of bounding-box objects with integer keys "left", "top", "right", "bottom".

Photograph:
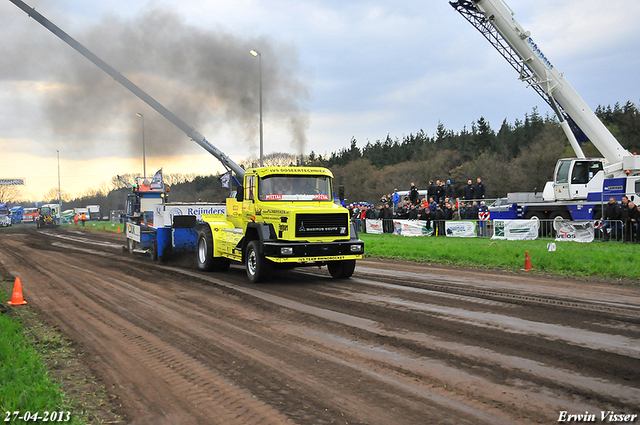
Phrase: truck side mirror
[{"left": 339, "top": 185, "right": 345, "bottom": 201}]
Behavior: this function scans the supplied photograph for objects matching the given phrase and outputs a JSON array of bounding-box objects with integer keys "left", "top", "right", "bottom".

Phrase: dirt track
[{"left": 1, "top": 226, "right": 639, "bottom": 424}]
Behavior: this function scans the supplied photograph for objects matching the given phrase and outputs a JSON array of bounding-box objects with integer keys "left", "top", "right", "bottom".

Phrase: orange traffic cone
[
  {"left": 523, "top": 251, "right": 533, "bottom": 271},
  {"left": 7, "top": 277, "right": 27, "bottom": 306},
  {"left": 117, "top": 227, "right": 121, "bottom": 233}
]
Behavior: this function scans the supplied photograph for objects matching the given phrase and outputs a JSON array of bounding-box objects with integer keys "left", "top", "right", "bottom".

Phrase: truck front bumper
[{"left": 263, "top": 239, "right": 364, "bottom": 263}]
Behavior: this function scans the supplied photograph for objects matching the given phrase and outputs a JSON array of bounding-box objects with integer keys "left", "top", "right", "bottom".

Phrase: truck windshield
[{"left": 258, "top": 175, "right": 331, "bottom": 201}]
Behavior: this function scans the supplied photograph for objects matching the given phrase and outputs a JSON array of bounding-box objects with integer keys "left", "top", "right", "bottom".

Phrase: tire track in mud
[
  {"left": 64, "top": 261, "right": 510, "bottom": 425},
  {"left": 0, "top": 235, "right": 292, "bottom": 425},
  {"left": 163, "top": 267, "right": 640, "bottom": 415}
]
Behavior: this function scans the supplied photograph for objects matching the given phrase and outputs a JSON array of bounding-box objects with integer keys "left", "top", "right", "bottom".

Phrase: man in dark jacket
[
  {"left": 444, "top": 179, "right": 455, "bottom": 199},
  {"left": 419, "top": 206, "right": 432, "bottom": 230},
  {"left": 428, "top": 180, "right": 438, "bottom": 204},
  {"left": 436, "top": 181, "right": 446, "bottom": 204},
  {"left": 382, "top": 202, "right": 394, "bottom": 233},
  {"left": 629, "top": 201, "right": 639, "bottom": 243},
  {"left": 409, "top": 183, "right": 419, "bottom": 205},
  {"left": 601, "top": 197, "right": 621, "bottom": 241},
  {"left": 433, "top": 204, "right": 446, "bottom": 236},
  {"left": 463, "top": 180, "right": 475, "bottom": 200},
  {"left": 621, "top": 196, "right": 631, "bottom": 242},
  {"left": 475, "top": 177, "right": 486, "bottom": 200},
  {"left": 407, "top": 204, "right": 419, "bottom": 220}
]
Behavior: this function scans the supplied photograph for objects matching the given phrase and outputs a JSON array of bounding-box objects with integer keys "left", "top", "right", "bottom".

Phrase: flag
[
  {"left": 150, "top": 169, "right": 163, "bottom": 189},
  {"left": 219, "top": 170, "right": 231, "bottom": 189}
]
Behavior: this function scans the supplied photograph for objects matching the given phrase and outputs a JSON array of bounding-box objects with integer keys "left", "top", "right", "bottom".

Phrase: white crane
[{"left": 451, "top": 0, "right": 640, "bottom": 204}]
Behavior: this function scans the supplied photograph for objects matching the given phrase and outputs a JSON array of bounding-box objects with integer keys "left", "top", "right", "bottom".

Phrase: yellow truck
[
  {"left": 12, "top": 0, "right": 364, "bottom": 282},
  {"left": 197, "top": 167, "right": 363, "bottom": 282}
]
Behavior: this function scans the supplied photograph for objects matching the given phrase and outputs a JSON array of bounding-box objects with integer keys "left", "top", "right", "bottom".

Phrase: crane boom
[
  {"left": 9, "top": 0, "right": 245, "bottom": 180},
  {"left": 450, "top": 0, "right": 631, "bottom": 170}
]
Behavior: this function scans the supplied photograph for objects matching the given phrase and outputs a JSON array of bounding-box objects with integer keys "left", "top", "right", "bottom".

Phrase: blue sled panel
[
  {"left": 157, "top": 227, "right": 171, "bottom": 258},
  {"left": 173, "top": 228, "right": 198, "bottom": 253}
]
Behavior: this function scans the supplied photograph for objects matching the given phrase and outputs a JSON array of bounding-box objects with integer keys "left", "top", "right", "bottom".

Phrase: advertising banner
[
  {"left": 365, "top": 219, "right": 383, "bottom": 234},
  {"left": 554, "top": 220, "right": 594, "bottom": 243},
  {"left": 0, "top": 178, "right": 25, "bottom": 185},
  {"left": 492, "top": 219, "right": 539, "bottom": 240},
  {"left": 445, "top": 221, "right": 477, "bottom": 237},
  {"left": 393, "top": 220, "right": 433, "bottom": 237},
  {"left": 153, "top": 203, "right": 226, "bottom": 228}
]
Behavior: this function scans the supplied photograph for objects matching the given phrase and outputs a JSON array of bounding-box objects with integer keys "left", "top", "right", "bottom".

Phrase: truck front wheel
[
  {"left": 197, "top": 227, "right": 230, "bottom": 272},
  {"left": 245, "top": 240, "right": 272, "bottom": 283},
  {"left": 328, "top": 260, "right": 356, "bottom": 279}
]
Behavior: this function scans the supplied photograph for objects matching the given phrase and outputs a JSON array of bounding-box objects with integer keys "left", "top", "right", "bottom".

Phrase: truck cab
[
  {"left": 0, "top": 204, "right": 11, "bottom": 227},
  {"left": 124, "top": 178, "right": 167, "bottom": 258},
  {"left": 197, "top": 167, "right": 364, "bottom": 282},
  {"left": 9, "top": 206, "right": 23, "bottom": 224}
]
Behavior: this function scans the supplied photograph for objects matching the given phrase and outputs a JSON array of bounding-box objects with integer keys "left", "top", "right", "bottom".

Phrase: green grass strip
[
  {"left": 360, "top": 233, "right": 640, "bottom": 280},
  {"left": 0, "top": 308, "right": 66, "bottom": 422}
]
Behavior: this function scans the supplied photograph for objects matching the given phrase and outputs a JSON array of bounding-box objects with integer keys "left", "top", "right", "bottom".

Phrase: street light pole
[
  {"left": 56, "top": 149, "right": 61, "bottom": 224},
  {"left": 136, "top": 113, "right": 146, "bottom": 179},
  {"left": 249, "top": 49, "right": 263, "bottom": 167}
]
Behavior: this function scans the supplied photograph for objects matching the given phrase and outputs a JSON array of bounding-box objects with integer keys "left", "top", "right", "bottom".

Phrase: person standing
[
  {"left": 463, "top": 180, "right": 475, "bottom": 200},
  {"left": 433, "top": 204, "right": 446, "bottom": 236},
  {"left": 629, "top": 201, "right": 639, "bottom": 243},
  {"left": 74, "top": 213, "right": 79, "bottom": 226},
  {"left": 80, "top": 212, "right": 87, "bottom": 226},
  {"left": 383, "top": 202, "right": 394, "bottom": 233},
  {"left": 409, "top": 183, "right": 419, "bottom": 205},
  {"left": 475, "top": 177, "right": 486, "bottom": 200},
  {"left": 436, "top": 181, "right": 446, "bottom": 204},
  {"left": 428, "top": 180, "right": 437, "bottom": 205},
  {"left": 601, "top": 197, "right": 621, "bottom": 241},
  {"left": 392, "top": 189, "right": 400, "bottom": 213},
  {"left": 621, "top": 196, "right": 631, "bottom": 243},
  {"left": 444, "top": 180, "right": 455, "bottom": 199}
]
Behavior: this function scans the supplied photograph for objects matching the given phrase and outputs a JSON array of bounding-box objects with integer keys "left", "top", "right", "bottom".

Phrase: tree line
[{"left": 305, "top": 101, "right": 640, "bottom": 204}]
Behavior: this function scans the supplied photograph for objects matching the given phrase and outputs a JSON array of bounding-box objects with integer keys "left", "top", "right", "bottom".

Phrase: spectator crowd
[
  {"left": 600, "top": 195, "right": 640, "bottom": 243},
  {"left": 346, "top": 178, "right": 489, "bottom": 234}
]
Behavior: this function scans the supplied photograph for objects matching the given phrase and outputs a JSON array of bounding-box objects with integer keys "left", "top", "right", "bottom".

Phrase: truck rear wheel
[
  {"left": 245, "top": 240, "right": 272, "bottom": 283},
  {"left": 197, "top": 227, "right": 230, "bottom": 272},
  {"left": 328, "top": 260, "right": 356, "bottom": 279}
]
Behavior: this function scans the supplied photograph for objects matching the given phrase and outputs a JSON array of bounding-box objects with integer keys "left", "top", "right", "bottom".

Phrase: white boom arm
[{"left": 451, "top": 0, "right": 632, "bottom": 172}]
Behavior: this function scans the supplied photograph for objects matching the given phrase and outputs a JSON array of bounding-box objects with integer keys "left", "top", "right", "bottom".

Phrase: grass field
[
  {"left": 360, "top": 233, "right": 640, "bottom": 281},
  {"left": 1, "top": 283, "right": 117, "bottom": 424},
  {"left": 0, "top": 285, "right": 71, "bottom": 423}
]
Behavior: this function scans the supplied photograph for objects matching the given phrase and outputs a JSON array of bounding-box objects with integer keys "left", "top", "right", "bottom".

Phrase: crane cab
[{"left": 545, "top": 158, "right": 604, "bottom": 201}]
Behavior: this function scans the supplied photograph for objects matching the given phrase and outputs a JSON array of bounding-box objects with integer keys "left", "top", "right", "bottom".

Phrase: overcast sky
[{"left": 2, "top": 0, "right": 640, "bottom": 201}]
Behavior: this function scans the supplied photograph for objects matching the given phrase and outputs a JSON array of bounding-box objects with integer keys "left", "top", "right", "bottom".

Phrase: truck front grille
[{"left": 295, "top": 213, "right": 349, "bottom": 238}]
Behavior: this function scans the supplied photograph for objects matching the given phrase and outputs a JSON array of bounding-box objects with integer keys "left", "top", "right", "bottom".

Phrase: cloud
[{"left": 1, "top": 3, "right": 311, "bottom": 160}]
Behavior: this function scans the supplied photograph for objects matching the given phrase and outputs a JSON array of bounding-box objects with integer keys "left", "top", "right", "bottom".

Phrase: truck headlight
[
  {"left": 350, "top": 244, "right": 362, "bottom": 253},
  {"left": 281, "top": 247, "right": 294, "bottom": 255}
]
